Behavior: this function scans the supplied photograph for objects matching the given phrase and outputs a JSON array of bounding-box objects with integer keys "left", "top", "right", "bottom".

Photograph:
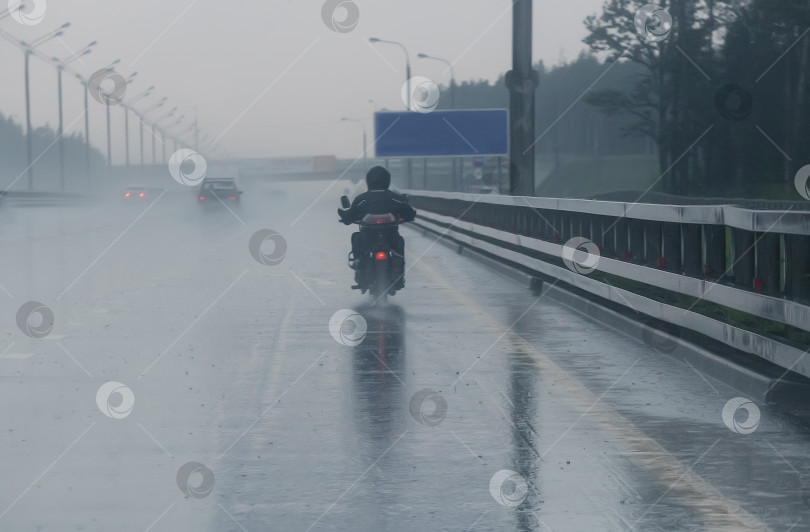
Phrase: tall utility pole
[
  {"left": 55, "top": 44, "right": 94, "bottom": 192},
  {"left": 81, "top": 77, "right": 90, "bottom": 179},
  {"left": 57, "top": 67, "right": 64, "bottom": 190},
  {"left": 18, "top": 25, "right": 70, "bottom": 191},
  {"left": 107, "top": 70, "right": 136, "bottom": 171},
  {"left": 137, "top": 97, "right": 166, "bottom": 165},
  {"left": 507, "top": 0, "right": 538, "bottom": 196},
  {"left": 123, "top": 86, "right": 153, "bottom": 178},
  {"left": 153, "top": 106, "right": 177, "bottom": 164},
  {"left": 24, "top": 49, "right": 33, "bottom": 190},
  {"left": 106, "top": 100, "right": 112, "bottom": 167}
]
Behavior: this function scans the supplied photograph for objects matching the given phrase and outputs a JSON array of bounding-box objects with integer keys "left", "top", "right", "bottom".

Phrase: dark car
[{"left": 198, "top": 178, "right": 242, "bottom": 205}]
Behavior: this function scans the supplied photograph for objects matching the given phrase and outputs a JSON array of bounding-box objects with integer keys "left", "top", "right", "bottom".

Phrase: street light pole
[
  {"left": 369, "top": 37, "right": 414, "bottom": 187},
  {"left": 0, "top": 2, "right": 24, "bottom": 21},
  {"left": 24, "top": 50, "right": 33, "bottom": 191},
  {"left": 105, "top": 71, "right": 137, "bottom": 172},
  {"left": 106, "top": 101, "right": 111, "bottom": 167},
  {"left": 19, "top": 25, "right": 69, "bottom": 191},
  {"left": 54, "top": 43, "right": 94, "bottom": 192},
  {"left": 122, "top": 86, "right": 153, "bottom": 178},
  {"left": 57, "top": 67, "right": 63, "bottom": 189},
  {"left": 369, "top": 38, "right": 412, "bottom": 111},
  {"left": 80, "top": 77, "right": 90, "bottom": 179},
  {"left": 165, "top": 115, "right": 186, "bottom": 162},
  {"left": 417, "top": 52, "right": 458, "bottom": 190},
  {"left": 136, "top": 97, "right": 166, "bottom": 166},
  {"left": 152, "top": 107, "right": 177, "bottom": 164},
  {"left": 100, "top": 60, "right": 122, "bottom": 170},
  {"left": 417, "top": 53, "right": 455, "bottom": 108}
]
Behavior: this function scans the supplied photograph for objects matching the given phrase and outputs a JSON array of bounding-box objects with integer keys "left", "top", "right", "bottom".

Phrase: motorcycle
[{"left": 340, "top": 195, "right": 406, "bottom": 300}]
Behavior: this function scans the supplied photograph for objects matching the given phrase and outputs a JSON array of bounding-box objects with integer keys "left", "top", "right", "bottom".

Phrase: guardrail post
[
  {"left": 534, "top": 209, "right": 549, "bottom": 240},
  {"left": 661, "top": 222, "right": 681, "bottom": 270},
  {"left": 785, "top": 234, "right": 810, "bottom": 303},
  {"left": 572, "top": 213, "right": 583, "bottom": 239},
  {"left": 519, "top": 207, "right": 530, "bottom": 236},
  {"left": 754, "top": 232, "right": 780, "bottom": 295},
  {"left": 593, "top": 216, "right": 608, "bottom": 254},
  {"left": 614, "top": 218, "right": 629, "bottom": 260},
  {"left": 703, "top": 226, "right": 725, "bottom": 279},
  {"left": 585, "top": 215, "right": 594, "bottom": 243},
  {"left": 558, "top": 213, "right": 569, "bottom": 243},
  {"left": 682, "top": 224, "right": 701, "bottom": 276},
  {"left": 731, "top": 228, "right": 755, "bottom": 289},
  {"left": 645, "top": 221, "right": 662, "bottom": 266},
  {"left": 628, "top": 219, "right": 645, "bottom": 262}
]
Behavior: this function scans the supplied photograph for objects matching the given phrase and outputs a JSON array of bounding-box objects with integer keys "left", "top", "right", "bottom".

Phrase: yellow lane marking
[{"left": 415, "top": 257, "right": 769, "bottom": 531}]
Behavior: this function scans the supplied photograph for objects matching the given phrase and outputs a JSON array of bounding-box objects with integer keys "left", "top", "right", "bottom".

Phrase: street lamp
[
  {"left": 417, "top": 52, "right": 458, "bottom": 190},
  {"left": 53, "top": 41, "right": 95, "bottom": 192},
  {"left": 152, "top": 106, "right": 177, "bottom": 164},
  {"left": 136, "top": 97, "right": 166, "bottom": 165},
  {"left": 75, "top": 73, "right": 91, "bottom": 177},
  {"left": 0, "top": 1, "right": 24, "bottom": 21},
  {"left": 341, "top": 117, "right": 368, "bottom": 172},
  {"left": 123, "top": 85, "right": 153, "bottom": 175},
  {"left": 19, "top": 22, "right": 70, "bottom": 191},
  {"left": 106, "top": 71, "right": 136, "bottom": 169},
  {"left": 369, "top": 37, "right": 412, "bottom": 111},
  {"left": 25, "top": 23, "right": 70, "bottom": 47},
  {"left": 417, "top": 53, "right": 455, "bottom": 109},
  {"left": 164, "top": 115, "right": 185, "bottom": 162},
  {"left": 369, "top": 37, "right": 414, "bottom": 187}
]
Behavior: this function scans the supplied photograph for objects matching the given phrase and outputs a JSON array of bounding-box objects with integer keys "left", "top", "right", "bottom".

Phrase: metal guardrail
[
  {"left": 407, "top": 191, "right": 810, "bottom": 302},
  {"left": 406, "top": 190, "right": 810, "bottom": 379}
]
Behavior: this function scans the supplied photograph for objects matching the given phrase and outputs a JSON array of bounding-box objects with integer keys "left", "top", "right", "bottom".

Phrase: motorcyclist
[{"left": 338, "top": 166, "right": 416, "bottom": 290}]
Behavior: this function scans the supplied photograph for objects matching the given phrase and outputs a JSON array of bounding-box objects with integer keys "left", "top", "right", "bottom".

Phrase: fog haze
[{"left": 0, "top": 0, "right": 603, "bottom": 159}]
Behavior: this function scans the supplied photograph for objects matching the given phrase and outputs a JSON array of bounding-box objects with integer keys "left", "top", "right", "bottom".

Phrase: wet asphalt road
[{"left": 1, "top": 179, "right": 810, "bottom": 531}]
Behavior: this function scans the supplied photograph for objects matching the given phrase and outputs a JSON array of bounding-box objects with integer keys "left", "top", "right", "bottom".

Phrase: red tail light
[
  {"left": 375, "top": 252, "right": 388, "bottom": 261},
  {"left": 139, "top": 192, "right": 145, "bottom": 197},
  {"left": 229, "top": 196, "right": 236, "bottom": 200},
  {"left": 124, "top": 192, "right": 130, "bottom": 197},
  {"left": 199, "top": 196, "right": 205, "bottom": 200}
]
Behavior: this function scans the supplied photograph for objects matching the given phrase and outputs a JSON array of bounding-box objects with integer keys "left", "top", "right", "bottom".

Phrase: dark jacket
[{"left": 339, "top": 190, "right": 416, "bottom": 225}]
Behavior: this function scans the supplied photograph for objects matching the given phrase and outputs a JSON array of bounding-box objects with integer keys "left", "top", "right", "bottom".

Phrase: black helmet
[{"left": 365, "top": 166, "right": 391, "bottom": 190}]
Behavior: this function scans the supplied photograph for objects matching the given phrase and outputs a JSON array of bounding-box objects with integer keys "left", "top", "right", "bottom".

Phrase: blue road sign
[{"left": 374, "top": 109, "right": 508, "bottom": 158}]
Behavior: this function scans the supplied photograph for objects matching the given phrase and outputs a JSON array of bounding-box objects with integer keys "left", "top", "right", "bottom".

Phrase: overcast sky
[{"left": 0, "top": 0, "right": 606, "bottom": 161}]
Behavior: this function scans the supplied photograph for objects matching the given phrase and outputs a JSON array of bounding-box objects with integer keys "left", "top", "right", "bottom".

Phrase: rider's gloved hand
[{"left": 338, "top": 208, "right": 352, "bottom": 224}]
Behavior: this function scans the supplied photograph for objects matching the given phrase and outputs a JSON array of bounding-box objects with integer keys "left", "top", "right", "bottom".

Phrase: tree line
[
  {"left": 435, "top": 0, "right": 809, "bottom": 197},
  {"left": 0, "top": 113, "right": 106, "bottom": 192}
]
